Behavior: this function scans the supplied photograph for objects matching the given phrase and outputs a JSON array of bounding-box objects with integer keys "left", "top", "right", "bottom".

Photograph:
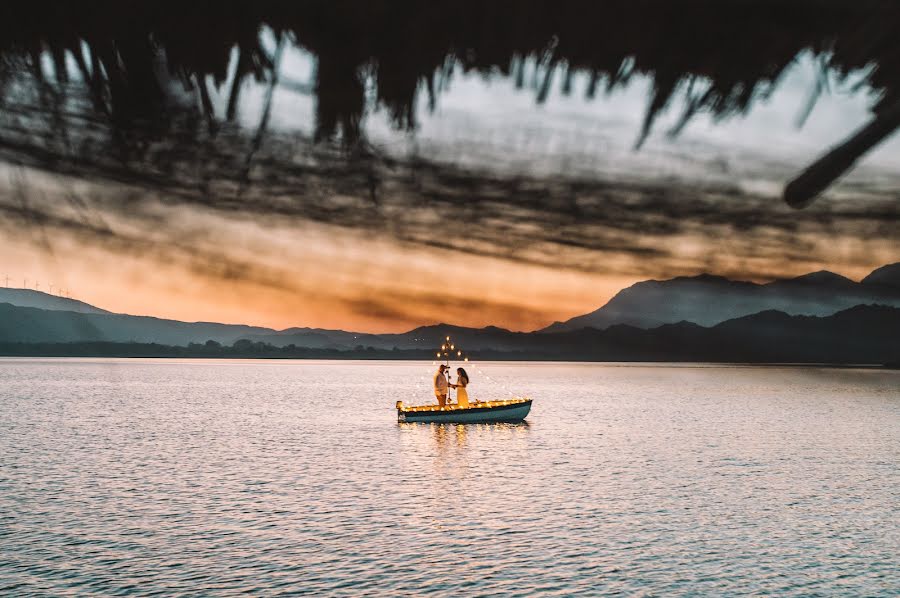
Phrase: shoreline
[{"left": 0, "top": 348, "right": 895, "bottom": 369}]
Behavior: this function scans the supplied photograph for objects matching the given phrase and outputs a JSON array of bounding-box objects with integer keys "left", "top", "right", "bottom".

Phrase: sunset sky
[{"left": 1, "top": 48, "right": 898, "bottom": 333}]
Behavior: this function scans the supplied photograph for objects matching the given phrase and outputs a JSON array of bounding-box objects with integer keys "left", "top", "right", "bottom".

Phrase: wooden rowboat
[{"left": 396, "top": 398, "right": 532, "bottom": 424}]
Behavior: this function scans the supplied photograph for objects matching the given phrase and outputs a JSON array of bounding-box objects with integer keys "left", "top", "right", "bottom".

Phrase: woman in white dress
[{"left": 450, "top": 367, "right": 470, "bottom": 408}]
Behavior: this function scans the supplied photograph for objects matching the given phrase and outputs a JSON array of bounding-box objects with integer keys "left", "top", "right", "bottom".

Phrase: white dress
[{"left": 456, "top": 379, "right": 469, "bottom": 408}]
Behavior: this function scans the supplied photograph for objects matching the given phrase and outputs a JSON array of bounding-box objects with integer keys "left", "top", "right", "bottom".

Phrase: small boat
[{"left": 396, "top": 398, "right": 532, "bottom": 424}]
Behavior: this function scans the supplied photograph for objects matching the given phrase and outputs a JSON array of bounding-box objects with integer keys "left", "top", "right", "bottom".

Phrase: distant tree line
[{"left": 0, "top": 340, "right": 441, "bottom": 360}]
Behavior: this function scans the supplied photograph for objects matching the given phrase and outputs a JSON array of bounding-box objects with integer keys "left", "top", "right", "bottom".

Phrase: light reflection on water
[{"left": 0, "top": 359, "right": 898, "bottom": 595}]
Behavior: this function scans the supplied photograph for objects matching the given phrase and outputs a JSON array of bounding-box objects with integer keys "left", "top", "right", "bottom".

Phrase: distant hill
[
  {"left": 535, "top": 304, "right": 900, "bottom": 364},
  {"left": 0, "top": 302, "right": 275, "bottom": 346},
  {"left": 0, "top": 291, "right": 369, "bottom": 348},
  {"left": 1, "top": 264, "right": 898, "bottom": 355},
  {"left": 241, "top": 323, "right": 528, "bottom": 351},
  {"left": 862, "top": 263, "right": 900, "bottom": 289},
  {"left": 542, "top": 263, "right": 900, "bottom": 332},
  {"left": 239, "top": 327, "right": 374, "bottom": 349},
  {"left": 1, "top": 305, "right": 897, "bottom": 364},
  {"left": 0, "top": 289, "right": 109, "bottom": 314},
  {"left": 0, "top": 304, "right": 526, "bottom": 350}
]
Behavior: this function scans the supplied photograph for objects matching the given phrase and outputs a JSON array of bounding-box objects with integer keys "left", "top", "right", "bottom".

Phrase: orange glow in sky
[{"left": 2, "top": 206, "right": 894, "bottom": 333}]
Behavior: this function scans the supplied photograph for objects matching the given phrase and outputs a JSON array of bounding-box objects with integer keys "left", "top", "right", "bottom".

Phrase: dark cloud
[{"left": 2, "top": 139, "right": 897, "bottom": 286}]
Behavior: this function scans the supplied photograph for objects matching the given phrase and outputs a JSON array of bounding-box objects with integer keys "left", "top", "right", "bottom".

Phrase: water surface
[{"left": 1, "top": 359, "right": 898, "bottom": 595}]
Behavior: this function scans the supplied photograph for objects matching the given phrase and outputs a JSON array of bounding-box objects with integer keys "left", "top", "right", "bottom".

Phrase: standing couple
[{"left": 433, "top": 364, "right": 470, "bottom": 408}]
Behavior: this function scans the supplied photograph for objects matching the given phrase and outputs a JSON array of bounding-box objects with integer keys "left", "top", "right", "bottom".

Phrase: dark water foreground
[{"left": 1, "top": 359, "right": 897, "bottom": 595}]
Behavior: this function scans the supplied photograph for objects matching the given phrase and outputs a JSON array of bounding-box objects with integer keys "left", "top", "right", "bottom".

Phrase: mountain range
[
  {"left": 542, "top": 263, "right": 900, "bottom": 332},
  {"left": 0, "top": 263, "right": 898, "bottom": 362},
  {"left": 0, "top": 305, "right": 897, "bottom": 364}
]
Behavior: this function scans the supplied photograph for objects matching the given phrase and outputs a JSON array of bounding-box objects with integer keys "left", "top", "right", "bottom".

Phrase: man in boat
[{"left": 433, "top": 364, "right": 449, "bottom": 407}]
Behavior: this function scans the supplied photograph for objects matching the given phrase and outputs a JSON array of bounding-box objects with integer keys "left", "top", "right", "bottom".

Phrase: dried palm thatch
[{"left": 0, "top": 0, "right": 898, "bottom": 212}]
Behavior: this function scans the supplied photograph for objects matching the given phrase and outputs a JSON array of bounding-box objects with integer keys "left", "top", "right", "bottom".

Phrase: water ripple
[{"left": 0, "top": 360, "right": 898, "bottom": 595}]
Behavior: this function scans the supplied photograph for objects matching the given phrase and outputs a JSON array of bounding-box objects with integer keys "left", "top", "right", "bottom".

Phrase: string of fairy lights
[{"left": 411, "top": 334, "right": 519, "bottom": 406}]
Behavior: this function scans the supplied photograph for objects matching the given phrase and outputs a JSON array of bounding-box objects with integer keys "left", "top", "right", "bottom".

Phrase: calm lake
[{"left": 1, "top": 359, "right": 898, "bottom": 595}]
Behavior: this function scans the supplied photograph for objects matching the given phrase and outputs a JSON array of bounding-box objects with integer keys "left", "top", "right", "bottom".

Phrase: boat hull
[{"left": 398, "top": 400, "right": 532, "bottom": 424}]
